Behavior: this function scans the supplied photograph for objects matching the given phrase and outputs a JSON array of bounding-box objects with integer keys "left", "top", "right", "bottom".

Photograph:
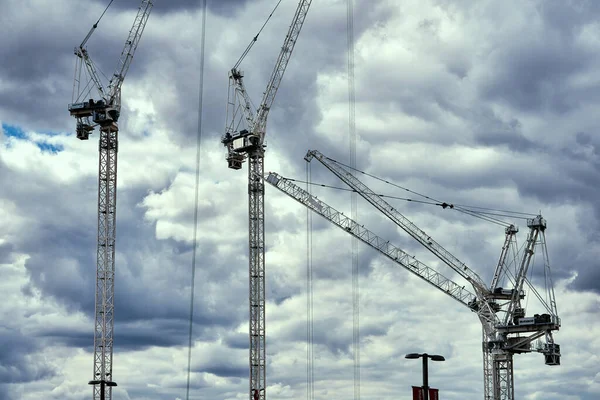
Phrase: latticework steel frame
[
  {"left": 249, "top": 151, "right": 266, "bottom": 400},
  {"left": 93, "top": 126, "right": 119, "bottom": 399}
]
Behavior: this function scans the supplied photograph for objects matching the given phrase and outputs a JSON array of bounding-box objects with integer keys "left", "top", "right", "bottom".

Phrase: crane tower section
[{"left": 68, "top": 2, "right": 153, "bottom": 399}]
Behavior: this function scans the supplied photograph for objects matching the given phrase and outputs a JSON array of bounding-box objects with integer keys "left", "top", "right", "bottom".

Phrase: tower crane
[
  {"left": 221, "top": 2, "right": 312, "bottom": 399},
  {"left": 262, "top": 149, "right": 561, "bottom": 400},
  {"left": 67, "top": 1, "right": 153, "bottom": 399}
]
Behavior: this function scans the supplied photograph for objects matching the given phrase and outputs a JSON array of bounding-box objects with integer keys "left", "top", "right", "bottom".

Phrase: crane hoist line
[
  {"left": 67, "top": 1, "right": 153, "bottom": 399},
  {"left": 262, "top": 149, "right": 561, "bottom": 400},
  {"left": 221, "top": 1, "right": 313, "bottom": 400}
]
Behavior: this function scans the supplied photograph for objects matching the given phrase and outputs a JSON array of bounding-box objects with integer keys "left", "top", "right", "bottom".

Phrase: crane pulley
[{"left": 222, "top": 0, "right": 313, "bottom": 170}]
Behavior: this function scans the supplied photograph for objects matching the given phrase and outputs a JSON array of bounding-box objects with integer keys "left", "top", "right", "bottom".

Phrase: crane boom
[
  {"left": 254, "top": 0, "right": 312, "bottom": 136},
  {"left": 264, "top": 172, "right": 476, "bottom": 307},
  {"left": 222, "top": 0, "right": 313, "bottom": 170},
  {"left": 490, "top": 225, "right": 518, "bottom": 291},
  {"left": 107, "top": 0, "right": 153, "bottom": 109},
  {"left": 305, "top": 150, "right": 488, "bottom": 291}
]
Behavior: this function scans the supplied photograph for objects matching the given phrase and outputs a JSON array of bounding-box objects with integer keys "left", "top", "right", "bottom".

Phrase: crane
[
  {"left": 262, "top": 149, "right": 561, "bottom": 400},
  {"left": 67, "top": 2, "right": 153, "bottom": 399},
  {"left": 220, "top": 2, "right": 312, "bottom": 399}
]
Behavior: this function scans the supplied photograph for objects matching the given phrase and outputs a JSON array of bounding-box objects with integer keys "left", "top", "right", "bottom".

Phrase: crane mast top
[
  {"left": 69, "top": 0, "right": 153, "bottom": 140},
  {"left": 222, "top": 0, "right": 313, "bottom": 170}
]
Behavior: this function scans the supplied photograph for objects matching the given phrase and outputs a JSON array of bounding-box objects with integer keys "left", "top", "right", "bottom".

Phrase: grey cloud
[
  {"left": 104, "top": 0, "right": 251, "bottom": 16},
  {"left": 479, "top": 2, "right": 600, "bottom": 115},
  {"left": 2, "top": 0, "right": 600, "bottom": 397},
  {"left": 0, "top": 328, "right": 56, "bottom": 386},
  {"left": 481, "top": 42, "right": 589, "bottom": 114},
  {"left": 202, "top": 364, "right": 247, "bottom": 378}
]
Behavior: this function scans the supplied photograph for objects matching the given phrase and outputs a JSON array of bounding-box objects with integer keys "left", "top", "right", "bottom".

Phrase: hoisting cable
[
  {"left": 186, "top": 1, "right": 207, "bottom": 399},
  {"left": 233, "top": 0, "right": 284, "bottom": 70},
  {"left": 450, "top": 203, "right": 536, "bottom": 217},
  {"left": 306, "top": 162, "right": 315, "bottom": 400},
  {"left": 455, "top": 207, "right": 510, "bottom": 227},
  {"left": 80, "top": 0, "right": 114, "bottom": 48},
  {"left": 346, "top": 0, "right": 360, "bottom": 397},
  {"left": 322, "top": 155, "right": 531, "bottom": 224},
  {"left": 325, "top": 155, "right": 445, "bottom": 203},
  {"left": 283, "top": 176, "right": 519, "bottom": 227},
  {"left": 283, "top": 177, "right": 443, "bottom": 206}
]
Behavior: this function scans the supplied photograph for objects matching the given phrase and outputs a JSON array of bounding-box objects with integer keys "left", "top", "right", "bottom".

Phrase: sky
[{"left": 1, "top": 0, "right": 600, "bottom": 399}]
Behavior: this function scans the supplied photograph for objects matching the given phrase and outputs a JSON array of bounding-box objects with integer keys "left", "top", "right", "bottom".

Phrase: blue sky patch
[
  {"left": 2, "top": 123, "right": 27, "bottom": 140},
  {"left": 2, "top": 123, "right": 65, "bottom": 153},
  {"left": 36, "top": 142, "right": 64, "bottom": 154}
]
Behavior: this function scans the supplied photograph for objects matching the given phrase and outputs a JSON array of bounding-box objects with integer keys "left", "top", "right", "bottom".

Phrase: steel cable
[{"left": 186, "top": 0, "right": 207, "bottom": 398}]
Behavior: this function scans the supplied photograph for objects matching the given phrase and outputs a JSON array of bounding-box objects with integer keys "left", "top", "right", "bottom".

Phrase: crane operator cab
[
  {"left": 222, "top": 129, "right": 262, "bottom": 169},
  {"left": 76, "top": 122, "right": 94, "bottom": 140},
  {"left": 224, "top": 129, "right": 261, "bottom": 153}
]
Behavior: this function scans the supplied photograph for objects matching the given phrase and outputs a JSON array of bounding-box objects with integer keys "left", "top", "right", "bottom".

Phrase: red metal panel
[
  {"left": 412, "top": 386, "right": 423, "bottom": 400},
  {"left": 429, "top": 388, "right": 439, "bottom": 400},
  {"left": 411, "top": 386, "right": 439, "bottom": 400}
]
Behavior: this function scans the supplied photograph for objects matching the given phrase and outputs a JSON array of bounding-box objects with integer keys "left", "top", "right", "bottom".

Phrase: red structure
[{"left": 412, "top": 386, "right": 439, "bottom": 400}]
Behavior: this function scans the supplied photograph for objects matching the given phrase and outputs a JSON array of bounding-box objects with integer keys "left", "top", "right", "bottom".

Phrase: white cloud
[{"left": 1, "top": 0, "right": 600, "bottom": 399}]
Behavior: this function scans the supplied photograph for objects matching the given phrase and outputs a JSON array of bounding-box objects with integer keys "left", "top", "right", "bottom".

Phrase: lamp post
[
  {"left": 89, "top": 379, "right": 117, "bottom": 400},
  {"left": 405, "top": 353, "right": 445, "bottom": 400}
]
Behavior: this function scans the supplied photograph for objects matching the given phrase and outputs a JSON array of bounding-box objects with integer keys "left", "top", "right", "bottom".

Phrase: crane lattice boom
[
  {"left": 305, "top": 150, "right": 488, "bottom": 291},
  {"left": 265, "top": 172, "right": 476, "bottom": 306}
]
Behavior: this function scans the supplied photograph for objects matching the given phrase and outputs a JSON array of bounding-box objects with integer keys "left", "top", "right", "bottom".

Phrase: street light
[
  {"left": 89, "top": 379, "right": 117, "bottom": 400},
  {"left": 405, "top": 353, "right": 445, "bottom": 400}
]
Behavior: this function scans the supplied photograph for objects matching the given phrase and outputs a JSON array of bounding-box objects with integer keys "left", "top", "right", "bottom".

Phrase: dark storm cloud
[
  {"left": 472, "top": 111, "right": 538, "bottom": 153},
  {"left": 222, "top": 331, "right": 248, "bottom": 349},
  {"left": 0, "top": 4, "right": 75, "bottom": 131},
  {"left": 480, "top": 1, "right": 600, "bottom": 114},
  {"left": 104, "top": 0, "right": 250, "bottom": 16},
  {"left": 0, "top": 328, "right": 55, "bottom": 385},
  {"left": 481, "top": 42, "right": 590, "bottom": 114},
  {"left": 202, "top": 364, "right": 247, "bottom": 378},
  {"left": 0, "top": 241, "right": 15, "bottom": 264}
]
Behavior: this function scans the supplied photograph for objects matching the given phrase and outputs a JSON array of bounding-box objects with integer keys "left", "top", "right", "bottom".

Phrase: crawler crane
[
  {"left": 221, "top": 1, "right": 312, "bottom": 399},
  {"left": 67, "top": 2, "right": 153, "bottom": 399},
  {"left": 262, "top": 149, "right": 560, "bottom": 400}
]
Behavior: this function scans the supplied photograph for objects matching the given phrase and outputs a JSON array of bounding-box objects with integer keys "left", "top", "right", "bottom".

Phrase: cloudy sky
[{"left": 1, "top": 0, "right": 600, "bottom": 399}]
